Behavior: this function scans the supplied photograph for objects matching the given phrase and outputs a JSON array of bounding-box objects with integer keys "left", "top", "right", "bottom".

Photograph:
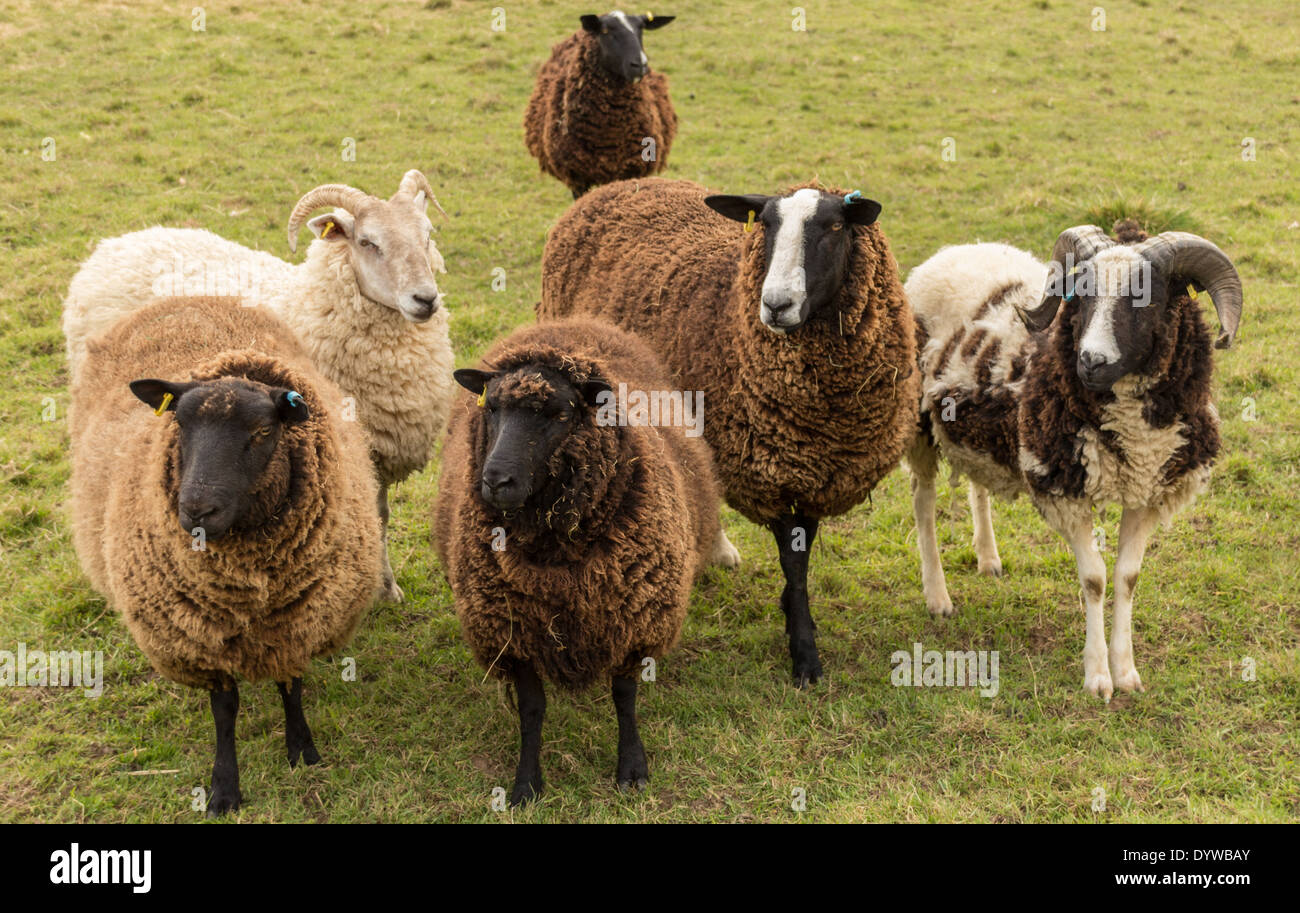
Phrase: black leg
[
  {"left": 207, "top": 685, "right": 241, "bottom": 818},
  {"left": 770, "top": 511, "right": 823, "bottom": 687},
  {"left": 612, "top": 674, "right": 649, "bottom": 791},
  {"left": 277, "top": 677, "right": 321, "bottom": 768},
  {"left": 510, "top": 664, "right": 546, "bottom": 807}
]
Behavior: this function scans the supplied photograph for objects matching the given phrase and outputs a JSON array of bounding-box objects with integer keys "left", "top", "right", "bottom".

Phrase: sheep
[
  {"left": 904, "top": 221, "right": 1244, "bottom": 700},
  {"left": 69, "top": 295, "right": 382, "bottom": 817},
  {"left": 61, "top": 169, "right": 454, "bottom": 603},
  {"left": 434, "top": 317, "right": 727, "bottom": 805},
  {"left": 524, "top": 11, "right": 677, "bottom": 198},
  {"left": 538, "top": 178, "right": 920, "bottom": 687}
]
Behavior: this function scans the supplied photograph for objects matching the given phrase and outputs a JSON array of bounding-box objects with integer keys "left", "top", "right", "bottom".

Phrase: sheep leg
[
  {"left": 277, "top": 677, "right": 321, "bottom": 768},
  {"left": 377, "top": 483, "right": 404, "bottom": 603},
  {"left": 969, "top": 483, "right": 1003, "bottom": 577},
  {"left": 1111, "top": 506, "right": 1160, "bottom": 694},
  {"left": 509, "top": 664, "right": 546, "bottom": 807},
  {"left": 908, "top": 437, "right": 954, "bottom": 616},
  {"left": 1058, "top": 509, "right": 1112, "bottom": 701},
  {"left": 611, "top": 674, "right": 649, "bottom": 791},
  {"left": 206, "top": 685, "right": 241, "bottom": 818},
  {"left": 710, "top": 527, "right": 741, "bottom": 568},
  {"left": 771, "top": 511, "right": 823, "bottom": 688}
]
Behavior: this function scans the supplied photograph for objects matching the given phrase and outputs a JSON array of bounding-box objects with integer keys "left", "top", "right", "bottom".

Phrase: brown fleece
[
  {"left": 538, "top": 178, "right": 920, "bottom": 524},
  {"left": 434, "top": 318, "right": 720, "bottom": 690},
  {"left": 524, "top": 32, "right": 677, "bottom": 196},
  {"left": 70, "top": 297, "right": 382, "bottom": 689}
]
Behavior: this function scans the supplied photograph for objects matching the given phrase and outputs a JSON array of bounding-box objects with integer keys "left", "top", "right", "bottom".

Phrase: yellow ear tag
[
  {"left": 476, "top": 391, "right": 486, "bottom": 407},
  {"left": 646, "top": 11, "right": 654, "bottom": 20},
  {"left": 1188, "top": 288, "right": 1199, "bottom": 300},
  {"left": 154, "top": 392, "right": 173, "bottom": 416},
  {"left": 744, "top": 210, "right": 755, "bottom": 232},
  {"left": 321, "top": 220, "right": 335, "bottom": 239}
]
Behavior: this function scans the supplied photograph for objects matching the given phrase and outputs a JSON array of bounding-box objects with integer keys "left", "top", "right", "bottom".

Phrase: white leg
[
  {"left": 1054, "top": 505, "right": 1110, "bottom": 700},
  {"left": 969, "top": 483, "right": 1003, "bottom": 577},
  {"left": 1111, "top": 506, "right": 1160, "bottom": 693},
  {"left": 908, "top": 438, "right": 953, "bottom": 616},
  {"left": 710, "top": 527, "right": 741, "bottom": 568},
  {"left": 378, "top": 483, "right": 403, "bottom": 603}
]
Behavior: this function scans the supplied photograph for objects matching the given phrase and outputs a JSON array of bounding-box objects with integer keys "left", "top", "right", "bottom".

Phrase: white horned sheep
[
  {"left": 904, "top": 221, "right": 1244, "bottom": 700},
  {"left": 61, "top": 169, "right": 455, "bottom": 603},
  {"left": 69, "top": 296, "right": 382, "bottom": 817}
]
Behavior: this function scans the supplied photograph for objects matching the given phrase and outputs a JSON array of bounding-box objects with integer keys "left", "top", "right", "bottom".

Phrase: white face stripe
[
  {"left": 610, "top": 10, "right": 638, "bottom": 36},
  {"left": 1079, "top": 248, "right": 1143, "bottom": 365},
  {"left": 761, "top": 188, "right": 821, "bottom": 310}
]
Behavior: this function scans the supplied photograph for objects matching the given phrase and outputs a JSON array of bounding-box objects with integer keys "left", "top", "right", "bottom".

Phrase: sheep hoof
[
  {"left": 509, "top": 778, "right": 543, "bottom": 808},
  {"left": 710, "top": 531, "right": 742, "bottom": 569},
  {"left": 927, "top": 600, "right": 956, "bottom": 618},
  {"left": 205, "top": 787, "right": 242, "bottom": 819},
  {"left": 1084, "top": 671, "right": 1114, "bottom": 702},
  {"left": 289, "top": 742, "right": 322, "bottom": 768},
  {"left": 1112, "top": 667, "right": 1145, "bottom": 694},
  {"left": 617, "top": 777, "right": 649, "bottom": 793},
  {"left": 978, "top": 561, "right": 1004, "bottom": 578},
  {"left": 791, "top": 650, "right": 823, "bottom": 689}
]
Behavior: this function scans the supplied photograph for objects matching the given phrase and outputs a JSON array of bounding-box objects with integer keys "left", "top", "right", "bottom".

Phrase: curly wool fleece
[
  {"left": 434, "top": 318, "right": 720, "bottom": 690},
  {"left": 539, "top": 178, "right": 920, "bottom": 524},
  {"left": 70, "top": 297, "right": 382, "bottom": 689},
  {"left": 524, "top": 32, "right": 677, "bottom": 196}
]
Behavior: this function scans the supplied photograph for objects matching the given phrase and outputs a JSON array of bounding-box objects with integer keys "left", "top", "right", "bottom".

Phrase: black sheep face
[
  {"left": 454, "top": 366, "right": 612, "bottom": 512},
  {"left": 1067, "top": 248, "right": 1169, "bottom": 392},
  {"left": 580, "top": 11, "right": 674, "bottom": 83},
  {"left": 706, "top": 188, "right": 882, "bottom": 333},
  {"left": 129, "top": 377, "right": 310, "bottom": 539}
]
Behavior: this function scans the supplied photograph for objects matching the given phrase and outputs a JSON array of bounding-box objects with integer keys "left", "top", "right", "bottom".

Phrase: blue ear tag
[
  {"left": 286, "top": 391, "right": 304, "bottom": 408},
  {"left": 844, "top": 190, "right": 862, "bottom": 205}
]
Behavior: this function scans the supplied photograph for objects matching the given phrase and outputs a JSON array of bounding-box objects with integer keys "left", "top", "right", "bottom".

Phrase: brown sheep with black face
[
  {"left": 904, "top": 221, "right": 1243, "bottom": 700},
  {"left": 434, "top": 317, "right": 726, "bottom": 806},
  {"left": 539, "top": 178, "right": 920, "bottom": 687},
  {"left": 524, "top": 12, "right": 677, "bottom": 198},
  {"left": 69, "top": 296, "right": 381, "bottom": 817}
]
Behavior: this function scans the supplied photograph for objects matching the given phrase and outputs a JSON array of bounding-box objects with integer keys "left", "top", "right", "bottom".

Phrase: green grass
[{"left": 1, "top": 0, "right": 1297, "bottom": 823}]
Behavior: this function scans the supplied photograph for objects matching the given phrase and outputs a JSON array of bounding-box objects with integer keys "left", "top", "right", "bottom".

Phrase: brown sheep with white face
[{"left": 70, "top": 296, "right": 381, "bottom": 816}]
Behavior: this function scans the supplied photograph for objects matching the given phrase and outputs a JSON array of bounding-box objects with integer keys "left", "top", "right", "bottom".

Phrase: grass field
[{"left": 1, "top": 0, "right": 1297, "bottom": 823}]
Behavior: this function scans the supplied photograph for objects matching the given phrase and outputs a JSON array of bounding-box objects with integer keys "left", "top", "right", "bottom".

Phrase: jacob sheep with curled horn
[
  {"left": 524, "top": 11, "right": 678, "bottom": 198},
  {"left": 61, "top": 169, "right": 455, "bottom": 602},
  {"left": 539, "top": 178, "right": 920, "bottom": 687},
  {"left": 69, "top": 296, "right": 382, "bottom": 816},
  {"left": 435, "top": 317, "right": 728, "bottom": 806},
  {"left": 904, "top": 221, "right": 1244, "bottom": 700}
]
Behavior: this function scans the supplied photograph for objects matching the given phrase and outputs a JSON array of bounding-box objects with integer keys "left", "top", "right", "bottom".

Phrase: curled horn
[
  {"left": 1134, "top": 232, "right": 1243, "bottom": 349},
  {"left": 286, "top": 184, "right": 373, "bottom": 253},
  {"left": 396, "top": 169, "right": 448, "bottom": 219},
  {"left": 1016, "top": 225, "right": 1115, "bottom": 332}
]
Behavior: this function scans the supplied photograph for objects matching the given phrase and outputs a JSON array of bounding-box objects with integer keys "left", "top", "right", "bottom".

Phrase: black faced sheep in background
[
  {"left": 904, "top": 221, "right": 1243, "bottom": 700},
  {"left": 539, "top": 178, "right": 920, "bottom": 687},
  {"left": 524, "top": 11, "right": 677, "bottom": 198},
  {"left": 69, "top": 296, "right": 382, "bottom": 816},
  {"left": 434, "top": 317, "right": 728, "bottom": 805}
]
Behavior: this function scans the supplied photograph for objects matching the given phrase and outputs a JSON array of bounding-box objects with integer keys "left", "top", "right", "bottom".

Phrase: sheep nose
[
  {"left": 411, "top": 294, "right": 439, "bottom": 315},
  {"left": 180, "top": 499, "right": 218, "bottom": 528},
  {"left": 482, "top": 466, "right": 514, "bottom": 492},
  {"left": 1080, "top": 351, "right": 1109, "bottom": 370}
]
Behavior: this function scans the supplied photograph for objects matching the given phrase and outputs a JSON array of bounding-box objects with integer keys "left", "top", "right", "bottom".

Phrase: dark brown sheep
[
  {"left": 905, "top": 222, "right": 1243, "bottom": 700},
  {"left": 538, "top": 178, "right": 920, "bottom": 686},
  {"left": 435, "top": 317, "right": 723, "bottom": 805},
  {"left": 524, "top": 13, "right": 677, "bottom": 198},
  {"left": 69, "top": 296, "right": 382, "bottom": 816}
]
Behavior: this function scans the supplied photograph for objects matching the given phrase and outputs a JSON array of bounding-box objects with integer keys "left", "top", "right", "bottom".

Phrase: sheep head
[
  {"left": 705, "top": 187, "right": 881, "bottom": 333},
  {"left": 1021, "top": 224, "right": 1244, "bottom": 392},
  {"left": 286, "top": 170, "right": 448, "bottom": 323},
  {"left": 453, "top": 364, "right": 611, "bottom": 513},
  {"left": 129, "top": 377, "right": 311, "bottom": 540},
  {"left": 580, "top": 10, "right": 675, "bottom": 83}
]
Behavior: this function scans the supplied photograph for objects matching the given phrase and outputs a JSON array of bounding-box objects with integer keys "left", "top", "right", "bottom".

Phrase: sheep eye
[
  {"left": 831, "top": 221, "right": 844, "bottom": 231},
  {"left": 359, "top": 238, "right": 379, "bottom": 252}
]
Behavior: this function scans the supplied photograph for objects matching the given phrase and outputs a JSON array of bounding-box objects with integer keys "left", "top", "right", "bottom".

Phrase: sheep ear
[
  {"left": 454, "top": 369, "right": 496, "bottom": 397},
  {"left": 274, "top": 390, "right": 310, "bottom": 425},
  {"left": 844, "top": 196, "right": 882, "bottom": 226},
  {"left": 580, "top": 378, "right": 613, "bottom": 408},
  {"left": 705, "top": 194, "right": 773, "bottom": 223},
  {"left": 307, "top": 210, "right": 354, "bottom": 242},
  {"left": 580, "top": 14, "right": 602, "bottom": 32},
  {"left": 642, "top": 14, "right": 674, "bottom": 29},
  {"left": 129, "top": 379, "right": 195, "bottom": 413}
]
